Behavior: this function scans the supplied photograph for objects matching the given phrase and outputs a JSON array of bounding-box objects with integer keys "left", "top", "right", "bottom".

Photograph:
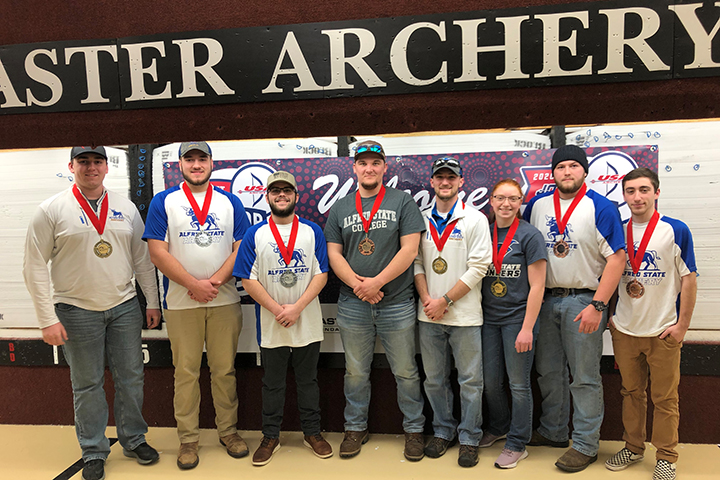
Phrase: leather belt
[{"left": 545, "top": 288, "right": 594, "bottom": 298}]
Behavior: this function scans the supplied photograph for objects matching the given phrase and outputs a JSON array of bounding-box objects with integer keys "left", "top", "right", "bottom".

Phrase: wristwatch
[
  {"left": 590, "top": 300, "right": 609, "bottom": 312},
  {"left": 443, "top": 294, "right": 454, "bottom": 308}
]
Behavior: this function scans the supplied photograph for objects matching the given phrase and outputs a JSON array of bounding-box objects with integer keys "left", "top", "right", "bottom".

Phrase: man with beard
[
  {"left": 234, "top": 171, "right": 332, "bottom": 466},
  {"left": 24, "top": 146, "right": 160, "bottom": 480},
  {"left": 414, "top": 157, "right": 492, "bottom": 467},
  {"left": 523, "top": 145, "right": 625, "bottom": 472},
  {"left": 144, "top": 141, "right": 250, "bottom": 470},
  {"left": 324, "top": 140, "right": 427, "bottom": 461}
]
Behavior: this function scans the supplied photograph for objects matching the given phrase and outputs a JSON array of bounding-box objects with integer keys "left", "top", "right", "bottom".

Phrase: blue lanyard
[{"left": 429, "top": 199, "right": 459, "bottom": 236}]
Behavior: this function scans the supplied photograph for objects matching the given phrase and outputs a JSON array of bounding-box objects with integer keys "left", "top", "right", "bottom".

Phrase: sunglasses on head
[
  {"left": 433, "top": 157, "right": 462, "bottom": 174},
  {"left": 356, "top": 144, "right": 383, "bottom": 155}
]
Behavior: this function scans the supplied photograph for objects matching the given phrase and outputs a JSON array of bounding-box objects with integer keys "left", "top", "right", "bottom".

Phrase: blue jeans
[
  {"left": 419, "top": 322, "right": 483, "bottom": 446},
  {"left": 336, "top": 294, "right": 425, "bottom": 432},
  {"left": 55, "top": 298, "right": 148, "bottom": 462},
  {"left": 482, "top": 322, "right": 537, "bottom": 452},
  {"left": 534, "top": 292, "right": 607, "bottom": 457}
]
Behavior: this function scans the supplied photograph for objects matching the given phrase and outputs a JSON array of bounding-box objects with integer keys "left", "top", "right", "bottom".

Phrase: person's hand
[
  {"left": 422, "top": 297, "right": 448, "bottom": 322},
  {"left": 187, "top": 279, "right": 219, "bottom": 303},
  {"left": 42, "top": 323, "right": 68, "bottom": 346},
  {"left": 659, "top": 324, "right": 687, "bottom": 343},
  {"left": 573, "top": 305, "right": 602, "bottom": 334},
  {"left": 146, "top": 309, "right": 161, "bottom": 328},
  {"left": 353, "top": 275, "right": 383, "bottom": 303},
  {"left": 276, "top": 304, "right": 302, "bottom": 328},
  {"left": 515, "top": 328, "right": 533, "bottom": 353}
]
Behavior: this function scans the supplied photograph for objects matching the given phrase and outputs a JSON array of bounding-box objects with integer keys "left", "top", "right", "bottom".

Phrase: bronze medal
[
  {"left": 358, "top": 237, "right": 375, "bottom": 256},
  {"left": 553, "top": 240, "right": 569, "bottom": 258},
  {"left": 93, "top": 239, "right": 113, "bottom": 258},
  {"left": 491, "top": 278, "right": 507, "bottom": 297},
  {"left": 195, "top": 231, "right": 212, "bottom": 247},
  {"left": 279, "top": 270, "right": 298, "bottom": 288},
  {"left": 432, "top": 257, "right": 448, "bottom": 274},
  {"left": 626, "top": 279, "right": 645, "bottom": 299}
]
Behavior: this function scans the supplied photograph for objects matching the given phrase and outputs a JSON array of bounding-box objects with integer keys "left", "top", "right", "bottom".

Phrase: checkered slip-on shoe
[
  {"left": 653, "top": 460, "right": 676, "bottom": 480},
  {"left": 605, "top": 448, "right": 644, "bottom": 471}
]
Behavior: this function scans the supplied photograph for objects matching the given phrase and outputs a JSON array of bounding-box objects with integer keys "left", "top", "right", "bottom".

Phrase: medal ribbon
[
  {"left": 72, "top": 184, "right": 108, "bottom": 236},
  {"left": 627, "top": 211, "right": 660, "bottom": 274},
  {"left": 428, "top": 202, "right": 462, "bottom": 253},
  {"left": 553, "top": 183, "right": 587, "bottom": 234},
  {"left": 492, "top": 217, "right": 520, "bottom": 276},
  {"left": 182, "top": 182, "right": 213, "bottom": 228},
  {"left": 269, "top": 215, "right": 299, "bottom": 266},
  {"left": 355, "top": 185, "right": 386, "bottom": 235}
]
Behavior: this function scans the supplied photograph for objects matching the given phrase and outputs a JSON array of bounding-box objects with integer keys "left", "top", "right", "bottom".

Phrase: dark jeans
[{"left": 260, "top": 341, "right": 322, "bottom": 438}]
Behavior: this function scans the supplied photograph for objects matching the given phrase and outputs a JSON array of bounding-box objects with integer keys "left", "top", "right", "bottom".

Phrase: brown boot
[
  {"left": 303, "top": 434, "right": 333, "bottom": 458},
  {"left": 404, "top": 433, "right": 425, "bottom": 461},
  {"left": 177, "top": 441, "right": 199, "bottom": 470},
  {"left": 252, "top": 436, "right": 280, "bottom": 466},
  {"left": 555, "top": 448, "right": 598, "bottom": 472},
  {"left": 220, "top": 433, "right": 249, "bottom": 458},
  {"left": 339, "top": 430, "right": 369, "bottom": 458}
]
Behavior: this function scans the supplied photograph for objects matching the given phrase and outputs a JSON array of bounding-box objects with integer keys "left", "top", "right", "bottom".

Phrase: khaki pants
[
  {"left": 165, "top": 303, "right": 243, "bottom": 443},
  {"left": 610, "top": 326, "right": 682, "bottom": 462}
]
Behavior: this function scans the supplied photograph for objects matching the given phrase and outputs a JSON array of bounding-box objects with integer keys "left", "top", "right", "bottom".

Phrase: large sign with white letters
[{"left": 0, "top": 2, "right": 718, "bottom": 114}]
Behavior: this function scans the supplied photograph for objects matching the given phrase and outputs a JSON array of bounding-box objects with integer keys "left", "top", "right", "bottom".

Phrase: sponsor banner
[
  {"left": 1, "top": 2, "right": 719, "bottom": 114},
  {"left": 163, "top": 145, "right": 658, "bottom": 305}
]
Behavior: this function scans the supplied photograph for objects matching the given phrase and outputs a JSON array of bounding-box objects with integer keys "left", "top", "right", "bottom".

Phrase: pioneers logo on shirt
[
  {"left": 487, "top": 239, "right": 520, "bottom": 277},
  {"left": 268, "top": 243, "right": 310, "bottom": 284},
  {"left": 623, "top": 244, "right": 666, "bottom": 286},
  {"left": 109, "top": 208, "right": 126, "bottom": 221},
  {"left": 178, "top": 206, "right": 225, "bottom": 244}
]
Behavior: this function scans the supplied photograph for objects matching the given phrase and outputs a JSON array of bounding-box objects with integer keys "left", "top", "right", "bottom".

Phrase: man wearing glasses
[
  {"left": 234, "top": 171, "right": 333, "bottom": 466},
  {"left": 144, "top": 141, "right": 250, "bottom": 470},
  {"left": 414, "top": 157, "right": 492, "bottom": 467},
  {"left": 324, "top": 140, "right": 427, "bottom": 461},
  {"left": 523, "top": 145, "right": 625, "bottom": 472}
]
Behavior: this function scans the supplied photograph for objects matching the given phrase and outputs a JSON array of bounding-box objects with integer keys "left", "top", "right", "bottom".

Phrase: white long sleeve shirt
[
  {"left": 23, "top": 186, "right": 159, "bottom": 328},
  {"left": 414, "top": 202, "right": 492, "bottom": 326}
]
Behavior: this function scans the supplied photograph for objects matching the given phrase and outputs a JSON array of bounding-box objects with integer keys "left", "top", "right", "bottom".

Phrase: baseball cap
[
  {"left": 71, "top": 146, "right": 107, "bottom": 160},
  {"left": 432, "top": 156, "right": 463, "bottom": 176},
  {"left": 354, "top": 140, "right": 386, "bottom": 161},
  {"left": 179, "top": 141, "right": 212, "bottom": 158},
  {"left": 552, "top": 145, "right": 588, "bottom": 173},
  {"left": 266, "top": 171, "right": 297, "bottom": 190}
]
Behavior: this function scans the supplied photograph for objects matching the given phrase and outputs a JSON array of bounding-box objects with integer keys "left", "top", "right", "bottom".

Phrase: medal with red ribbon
[
  {"left": 355, "top": 185, "right": 386, "bottom": 256},
  {"left": 182, "top": 182, "right": 214, "bottom": 247},
  {"left": 269, "top": 215, "right": 300, "bottom": 288},
  {"left": 552, "top": 183, "right": 586, "bottom": 258},
  {"left": 625, "top": 211, "right": 659, "bottom": 299},
  {"left": 490, "top": 217, "right": 519, "bottom": 297},
  {"left": 428, "top": 202, "right": 462, "bottom": 274},
  {"left": 72, "top": 184, "right": 113, "bottom": 258}
]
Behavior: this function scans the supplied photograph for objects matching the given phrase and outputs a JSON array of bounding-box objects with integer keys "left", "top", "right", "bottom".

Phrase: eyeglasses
[
  {"left": 268, "top": 187, "right": 295, "bottom": 196},
  {"left": 493, "top": 195, "right": 523, "bottom": 203},
  {"left": 356, "top": 144, "right": 384, "bottom": 155}
]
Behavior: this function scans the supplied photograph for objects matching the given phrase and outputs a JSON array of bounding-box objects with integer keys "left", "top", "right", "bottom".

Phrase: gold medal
[
  {"left": 94, "top": 239, "right": 113, "bottom": 258},
  {"left": 626, "top": 279, "right": 645, "bottom": 299},
  {"left": 491, "top": 278, "right": 507, "bottom": 297},
  {"left": 553, "top": 240, "right": 569, "bottom": 258},
  {"left": 432, "top": 257, "right": 448, "bottom": 274},
  {"left": 358, "top": 237, "right": 375, "bottom": 256}
]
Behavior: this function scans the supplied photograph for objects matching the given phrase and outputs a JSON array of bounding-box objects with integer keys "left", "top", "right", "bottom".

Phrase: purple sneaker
[{"left": 495, "top": 448, "right": 529, "bottom": 469}]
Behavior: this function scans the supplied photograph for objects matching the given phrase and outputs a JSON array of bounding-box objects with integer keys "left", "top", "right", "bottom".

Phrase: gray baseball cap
[
  {"left": 179, "top": 141, "right": 212, "bottom": 158},
  {"left": 71, "top": 146, "right": 107, "bottom": 160}
]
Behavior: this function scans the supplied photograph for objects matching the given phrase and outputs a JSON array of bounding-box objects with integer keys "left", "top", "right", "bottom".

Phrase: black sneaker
[
  {"left": 424, "top": 437, "right": 456, "bottom": 458},
  {"left": 123, "top": 442, "right": 160, "bottom": 465},
  {"left": 82, "top": 459, "right": 105, "bottom": 480},
  {"left": 458, "top": 444, "right": 479, "bottom": 468}
]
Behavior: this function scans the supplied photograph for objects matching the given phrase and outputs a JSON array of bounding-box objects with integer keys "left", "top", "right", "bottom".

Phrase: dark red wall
[{"left": 0, "top": 0, "right": 718, "bottom": 149}]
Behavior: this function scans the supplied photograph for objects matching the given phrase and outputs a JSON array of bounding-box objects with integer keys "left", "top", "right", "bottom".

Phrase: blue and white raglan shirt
[
  {"left": 143, "top": 184, "right": 249, "bottom": 310},
  {"left": 523, "top": 188, "right": 625, "bottom": 289},
  {"left": 233, "top": 216, "right": 329, "bottom": 349},
  {"left": 613, "top": 215, "right": 696, "bottom": 337}
]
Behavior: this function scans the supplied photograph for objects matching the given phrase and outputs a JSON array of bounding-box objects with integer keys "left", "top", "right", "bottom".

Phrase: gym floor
[{"left": 2, "top": 425, "right": 719, "bottom": 480}]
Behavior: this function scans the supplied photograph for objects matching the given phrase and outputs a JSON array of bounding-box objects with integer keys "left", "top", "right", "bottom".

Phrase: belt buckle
[{"left": 552, "top": 287, "right": 570, "bottom": 298}]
